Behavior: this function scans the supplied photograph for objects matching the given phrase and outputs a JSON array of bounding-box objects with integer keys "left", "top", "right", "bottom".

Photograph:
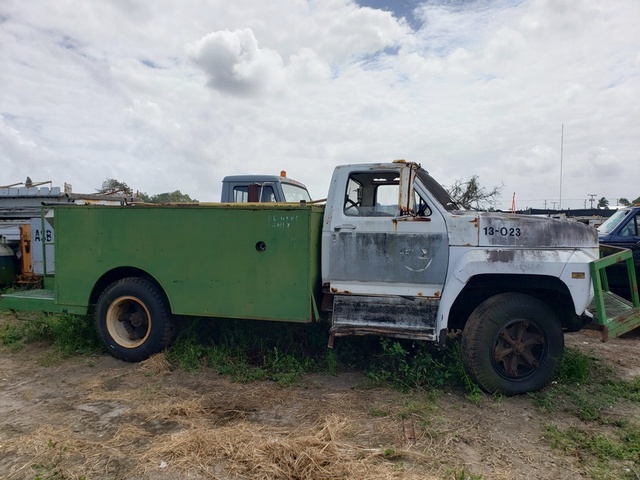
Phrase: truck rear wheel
[
  {"left": 95, "top": 277, "right": 174, "bottom": 362},
  {"left": 461, "top": 293, "right": 563, "bottom": 396}
]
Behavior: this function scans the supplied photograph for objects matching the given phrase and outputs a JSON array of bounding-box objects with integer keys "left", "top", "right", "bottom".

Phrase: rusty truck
[{"left": 1, "top": 160, "right": 638, "bottom": 395}]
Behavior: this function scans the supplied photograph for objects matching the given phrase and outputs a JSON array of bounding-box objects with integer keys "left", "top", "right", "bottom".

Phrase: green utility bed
[{"left": 2, "top": 203, "right": 325, "bottom": 322}]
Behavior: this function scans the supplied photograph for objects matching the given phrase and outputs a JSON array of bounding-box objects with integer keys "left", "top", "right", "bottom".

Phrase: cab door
[
  {"left": 610, "top": 210, "right": 640, "bottom": 265},
  {"left": 325, "top": 165, "right": 449, "bottom": 298}
]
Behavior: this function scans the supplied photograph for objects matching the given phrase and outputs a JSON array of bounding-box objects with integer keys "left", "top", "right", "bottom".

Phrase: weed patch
[
  {"left": 532, "top": 347, "right": 640, "bottom": 478},
  {"left": 165, "top": 318, "right": 330, "bottom": 385},
  {"left": 0, "top": 313, "right": 101, "bottom": 356},
  {"left": 366, "top": 337, "right": 482, "bottom": 398},
  {"left": 544, "top": 424, "right": 640, "bottom": 478},
  {"left": 164, "top": 321, "right": 484, "bottom": 395}
]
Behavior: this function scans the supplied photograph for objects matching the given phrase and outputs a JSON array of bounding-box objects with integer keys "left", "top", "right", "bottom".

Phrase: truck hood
[{"left": 446, "top": 212, "right": 599, "bottom": 249}]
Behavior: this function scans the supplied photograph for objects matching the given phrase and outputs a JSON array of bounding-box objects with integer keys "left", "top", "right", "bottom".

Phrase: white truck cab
[{"left": 322, "top": 161, "right": 599, "bottom": 395}]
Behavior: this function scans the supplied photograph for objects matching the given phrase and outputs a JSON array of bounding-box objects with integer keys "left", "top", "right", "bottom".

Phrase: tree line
[
  {"left": 96, "top": 179, "right": 197, "bottom": 203},
  {"left": 97, "top": 177, "right": 639, "bottom": 211}
]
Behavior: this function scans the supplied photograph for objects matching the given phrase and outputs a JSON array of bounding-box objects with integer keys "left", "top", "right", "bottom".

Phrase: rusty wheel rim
[
  {"left": 492, "top": 318, "right": 547, "bottom": 380},
  {"left": 106, "top": 296, "right": 152, "bottom": 349}
]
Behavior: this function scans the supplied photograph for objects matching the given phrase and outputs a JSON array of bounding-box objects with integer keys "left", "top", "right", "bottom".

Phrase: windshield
[
  {"left": 282, "top": 183, "right": 312, "bottom": 202},
  {"left": 597, "top": 209, "right": 630, "bottom": 235},
  {"left": 416, "top": 170, "right": 461, "bottom": 211}
]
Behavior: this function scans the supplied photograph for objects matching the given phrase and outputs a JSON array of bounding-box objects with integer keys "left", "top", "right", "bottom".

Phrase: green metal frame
[
  {"left": 589, "top": 244, "right": 640, "bottom": 340},
  {"left": 0, "top": 289, "right": 86, "bottom": 314}
]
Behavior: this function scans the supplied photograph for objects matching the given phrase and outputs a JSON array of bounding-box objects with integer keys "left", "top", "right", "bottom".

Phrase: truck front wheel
[
  {"left": 95, "top": 277, "right": 174, "bottom": 362},
  {"left": 461, "top": 293, "right": 563, "bottom": 396}
]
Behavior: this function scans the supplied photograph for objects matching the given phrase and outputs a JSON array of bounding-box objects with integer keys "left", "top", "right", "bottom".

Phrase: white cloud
[
  {"left": 312, "top": 3, "right": 410, "bottom": 63},
  {"left": 0, "top": 0, "right": 638, "bottom": 208},
  {"left": 586, "top": 147, "right": 623, "bottom": 177},
  {"left": 286, "top": 48, "right": 331, "bottom": 82},
  {"left": 187, "top": 29, "right": 285, "bottom": 96}
]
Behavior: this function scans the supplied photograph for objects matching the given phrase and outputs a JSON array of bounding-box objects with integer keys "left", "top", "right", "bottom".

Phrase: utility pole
[
  {"left": 559, "top": 124, "right": 563, "bottom": 209},
  {"left": 543, "top": 199, "right": 548, "bottom": 209},
  {"left": 551, "top": 201, "right": 557, "bottom": 210},
  {"left": 588, "top": 194, "right": 597, "bottom": 209}
]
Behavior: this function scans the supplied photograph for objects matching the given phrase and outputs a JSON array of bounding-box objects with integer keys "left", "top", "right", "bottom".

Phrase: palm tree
[{"left": 597, "top": 197, "right": 609, "bottom": 209}]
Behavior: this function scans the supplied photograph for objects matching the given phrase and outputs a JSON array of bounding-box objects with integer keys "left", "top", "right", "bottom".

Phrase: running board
[
  {"left": 0, "top": 289, "right": 86, "bottom": 315},
  {"left": 330, "top": 294, "right": 438, "bottom": 342}
]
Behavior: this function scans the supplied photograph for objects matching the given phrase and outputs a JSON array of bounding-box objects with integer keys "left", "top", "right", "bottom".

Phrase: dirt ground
[{"left": 0, "top": 327, "right": 638, "bottom": 480}]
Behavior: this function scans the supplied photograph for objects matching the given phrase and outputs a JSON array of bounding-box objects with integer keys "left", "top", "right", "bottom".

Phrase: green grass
[
  {"left": 532, "top": 346, "right": 640, "bottom": 479},
  {"left": 165, "top": 318, "right": 331, "bottom": 386},
  {"left": 3, "top": 312, "right": 639, "bottom": 478},
  {"left": 365, "top": 336, "right": 482, "bottom": 399},
  {"left": 441, "top": 467, "right": 484, "bottom": 480},
  {"left": 165, "top": 320, "right": 484, "bottom": 394},
  {"left": 0, "top": 313, "right": 102, "bottom": 357},
  {"left": 0, "top": 312, "right": 484, "bottom": 394}
]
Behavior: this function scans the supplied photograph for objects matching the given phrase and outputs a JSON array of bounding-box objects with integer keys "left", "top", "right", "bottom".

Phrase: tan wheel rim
[{"left": 106, "top": 295, "right": 152, "bottom": 348}]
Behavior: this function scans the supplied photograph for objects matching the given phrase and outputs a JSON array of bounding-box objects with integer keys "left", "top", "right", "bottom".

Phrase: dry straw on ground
[
  {"left": 1, "top": 360, "right": 503, "bottom": 480},
  {"left": 138, "top": 352, "right": 172, "bottom": 375},
  {"left": 3, "top": 413, "right": 439, "bottom": 480}
]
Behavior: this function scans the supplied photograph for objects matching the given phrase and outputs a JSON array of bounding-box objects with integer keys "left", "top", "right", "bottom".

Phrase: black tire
[
  {"left": 95, "top": 277, "right": 174, "bottom": 362},
  {"left": 461, "top": 292, "right": 564, "bottom": 396}
]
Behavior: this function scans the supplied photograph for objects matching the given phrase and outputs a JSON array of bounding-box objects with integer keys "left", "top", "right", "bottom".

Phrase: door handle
[{"left": 334, "top": 224, "right": 356, "bottom": 231}]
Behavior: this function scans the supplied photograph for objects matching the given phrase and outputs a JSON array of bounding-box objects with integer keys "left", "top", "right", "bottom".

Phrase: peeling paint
[
  {"left": 331, "top": 294, "right": 438, "bottom": 341},
  {"left": 477, "top": 214, "right": 597, "bottom": 248},
  {"left": 393, "top": 217, "right": 432, "bottom": 224},
  {"left": 487, "top": 250, "right": 516, "bottom": 263},
  {"left": 329, "top": 233, "right": 447, "bottom": 284},
  {"left": 402, "top": 247, "right": 433, "bottom": 272},
  {"left": 330, "top": 287, "right": 352, "bottom": 294}
]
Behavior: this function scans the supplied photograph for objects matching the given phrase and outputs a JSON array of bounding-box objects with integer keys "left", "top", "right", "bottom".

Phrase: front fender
[
  {"left": 436, "top": 248, "right": 596, "bottom": 330},
  {"left": 452, "top": 248, "right": 571, "bottom": 284},
  {"left": 559, "top": 249, "right": 597, "bottom": 315}
]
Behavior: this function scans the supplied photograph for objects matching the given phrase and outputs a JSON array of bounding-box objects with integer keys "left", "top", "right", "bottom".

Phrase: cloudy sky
[{"left": 1, "top": 0, "right": 638, "bottom": 209}]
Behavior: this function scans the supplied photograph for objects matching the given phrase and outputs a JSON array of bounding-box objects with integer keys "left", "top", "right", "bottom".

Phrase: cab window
[
  {"left": 343, "top": 172, "right": 399, "bottom": 217},
  {"left": 619, "top": 213, "right": 640, "bottom": 237},
  {"left": 413, "top": 190, "right": 431, "bottom": 216},
  {"left": 233, "top": 185, "right": 276, "bottom": 202},
  {"left": 343, "top": 171, "right": 431, "bottom": 217}
]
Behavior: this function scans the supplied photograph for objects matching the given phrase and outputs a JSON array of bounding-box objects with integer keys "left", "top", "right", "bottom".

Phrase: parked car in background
[{"left": 598, "top": 205, "right": 640, "bottom": 297}]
